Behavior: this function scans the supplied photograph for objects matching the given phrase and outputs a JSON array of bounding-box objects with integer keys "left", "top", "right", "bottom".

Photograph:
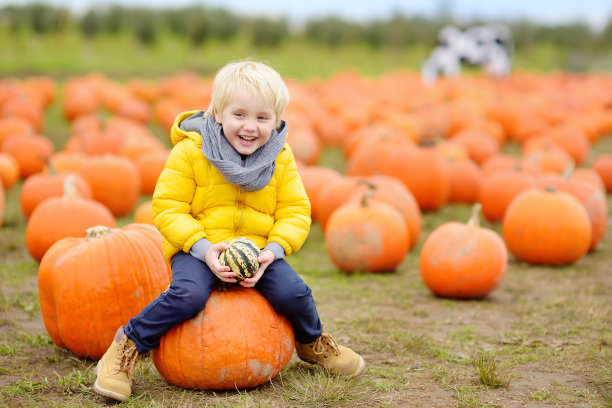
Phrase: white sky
[{"left": 6, "top": 0, "right": 612, "bottom": 31}]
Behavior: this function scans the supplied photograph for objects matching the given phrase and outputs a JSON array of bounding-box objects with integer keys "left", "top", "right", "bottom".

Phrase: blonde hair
[{"left": 206, "top": 60, "right": 289, "bottom": 128}]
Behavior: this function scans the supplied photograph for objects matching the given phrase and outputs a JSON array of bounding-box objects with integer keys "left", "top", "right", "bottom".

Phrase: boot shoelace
[
  {"left": 312, "top": 332, "right": 340, "bottom": 357},
  {"left": 115, "top": 337, "right": 140, "bottom": 381}
]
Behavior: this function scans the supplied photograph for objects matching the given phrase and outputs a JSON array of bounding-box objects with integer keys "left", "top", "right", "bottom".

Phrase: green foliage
[{"left": 250, "top": 17, "right": 290, "bottom": 47}]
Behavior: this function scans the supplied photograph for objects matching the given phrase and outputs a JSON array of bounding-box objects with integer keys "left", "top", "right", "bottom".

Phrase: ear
[{"left": 213, "top": 108, "right": 222, "bottom": 124}]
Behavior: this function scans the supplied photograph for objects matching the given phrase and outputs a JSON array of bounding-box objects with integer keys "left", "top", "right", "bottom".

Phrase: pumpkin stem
[
  {"left": 63, "top": 175, "right": 80, "bottom": 200},
  {"left": 356, "top": 178, "right": 377, "bottom": 191},
  {"left": 360, "top": 190, "right": 375, "bottom": 207},
  {"left": 467, "top": 203, "right": 482, "bottom": 228},
  {"left": 561, "top": 162, "right": 575, "bottom": 179},
  {"left": 86, "top": 225, "right": 113, "bottom": 239}
]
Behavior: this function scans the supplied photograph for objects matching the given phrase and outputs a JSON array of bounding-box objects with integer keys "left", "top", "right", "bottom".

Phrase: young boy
[{"left": 93, "top": 60, "right": 365, "bottom": 402}]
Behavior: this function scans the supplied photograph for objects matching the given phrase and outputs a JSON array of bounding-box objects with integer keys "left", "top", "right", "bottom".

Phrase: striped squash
[{"left": 219, "top": 237, "right": 260, "bottom": 280}]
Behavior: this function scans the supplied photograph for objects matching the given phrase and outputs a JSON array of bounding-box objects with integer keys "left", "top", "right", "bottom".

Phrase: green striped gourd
[{"left": 219, "top": 237, "right": 260, "bottom": 280}]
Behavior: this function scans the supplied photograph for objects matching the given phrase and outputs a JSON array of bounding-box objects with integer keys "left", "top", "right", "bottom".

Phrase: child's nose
[{"left": 244, "top": 118, "right": 257, "bottom": 131}]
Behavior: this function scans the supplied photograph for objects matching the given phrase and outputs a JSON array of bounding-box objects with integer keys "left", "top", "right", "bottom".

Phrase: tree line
[{"left": 1, "top": 3, "right": 611, "bottom": 52}]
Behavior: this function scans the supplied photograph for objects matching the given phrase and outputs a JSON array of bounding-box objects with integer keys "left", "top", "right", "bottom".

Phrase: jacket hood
[{"left": 170, "top": 110, "right": 207, "bottom": 147}]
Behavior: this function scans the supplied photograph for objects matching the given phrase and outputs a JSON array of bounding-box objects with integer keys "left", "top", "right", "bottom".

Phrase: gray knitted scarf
[{"left": 180, "top": 112, "right": 287, "bottom": 192}]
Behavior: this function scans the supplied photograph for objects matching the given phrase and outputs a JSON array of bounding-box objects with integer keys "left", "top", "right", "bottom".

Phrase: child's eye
[
  {"left": 258, "top": 116, "right": 270, "bottom": 121},
  {"left": 234, "top": 112, "right": 244, "bottom": 118}
]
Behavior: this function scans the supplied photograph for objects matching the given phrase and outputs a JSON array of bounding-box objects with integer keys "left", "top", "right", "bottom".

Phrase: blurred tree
[
  {"left": 362, "top": 20, "right": 385, "bottom": 49},
  {"left": 24, "top": 3, "right": 66, "bottom": 34},
  {"left": 205, "top": 8, "right": 240, "bottom": 40},
  {"left": 104, "top": 6, "right": 129, "bottom": 35},
  {"left": 0, "top": 6, "right": 25, "bottom": 33},
  {"left": 598, "top": 17, "right": 612, "bottom": 48},
  {"left": 132, "top": 9, "right": 158, "bottom": 46},
  {"left": 186, "top": 6, "right": 210, "bottom": 47},
  {"left": 80, "top": 9, "right": 102, "bottom": 39},
  {"left": 305, "top": 17, "right": 361, "bottom": 47},
  {"left": 250, "top": 17, "right": 289, "bottom": 47}
]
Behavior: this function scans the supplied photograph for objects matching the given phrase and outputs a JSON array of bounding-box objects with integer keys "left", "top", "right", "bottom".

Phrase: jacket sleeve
[
  {"left": 267, "top": 146, "right": 312, "bottom": 255},
  {"left": 152, "top": 140, "right": 207, "bottom": 253}
]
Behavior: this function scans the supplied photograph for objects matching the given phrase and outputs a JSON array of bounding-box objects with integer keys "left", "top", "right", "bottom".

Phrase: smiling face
[{"left": 214, "top": 88, "right": 278, "bottom": 156}]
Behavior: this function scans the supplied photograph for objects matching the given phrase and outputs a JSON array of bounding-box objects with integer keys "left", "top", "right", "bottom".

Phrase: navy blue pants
[{"left": 124, "top": 251, "right": 322, "bottom": 354}]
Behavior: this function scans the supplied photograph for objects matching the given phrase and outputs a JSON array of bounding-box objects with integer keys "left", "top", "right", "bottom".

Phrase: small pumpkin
[
  {"left": 151, "top": 286, "right": 294, "bottom": 390},
  {"left": 325, "top": 190, "right": 409, "bottom": 272},
  {"left": 219, "top": 237, "right": 260, "bottom": 280},
  {"left": 25, "top": 176, "right": 115, "bottom": 262},
  {"left": 419, "top": 203, "right": 507, "bottom": 299}
]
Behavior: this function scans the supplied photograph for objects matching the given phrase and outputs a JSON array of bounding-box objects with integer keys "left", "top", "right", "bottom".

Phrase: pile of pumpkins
[{"left": 1, "top": 70, "right": 611, "bottom": 390}]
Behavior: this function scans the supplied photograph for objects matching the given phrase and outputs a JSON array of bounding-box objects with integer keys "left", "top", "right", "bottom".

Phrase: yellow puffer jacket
[{"left": 152, "top": 111, "right": 311, "bottom": 261}]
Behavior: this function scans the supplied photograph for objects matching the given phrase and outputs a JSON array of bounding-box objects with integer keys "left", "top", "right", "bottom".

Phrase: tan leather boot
[
  {"left": 93, "top": 328, "right": 141, "bottom": 401},
  {"left": 295, "top": 331, "right": 365, "bottom": 376}
]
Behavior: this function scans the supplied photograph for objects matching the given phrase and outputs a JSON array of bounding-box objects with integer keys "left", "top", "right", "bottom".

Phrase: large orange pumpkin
[
  {"left": 419, "top": 203, "right": 507, "bottom": 299},
  {"left": 151, "top": 287, "right": 294, "bottom": 390},
  {"left": 324, "top": 191, "right": 409, "bottom": 272},
  {"left": 38, "top": 223, "right": 171, "bottom": 359},
  {"left": 502, "top": 188, "right": 591, "bottom": 265}
]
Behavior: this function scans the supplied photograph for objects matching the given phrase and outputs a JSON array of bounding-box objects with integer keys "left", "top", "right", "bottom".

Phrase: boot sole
[{"left": 92, "top": 361, "right": 130, "bottom": 402}]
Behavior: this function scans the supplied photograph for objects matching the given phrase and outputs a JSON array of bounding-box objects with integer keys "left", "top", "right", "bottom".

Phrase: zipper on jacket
[{"left": 234, "top": 189, "right": 246, "bottom": 234}]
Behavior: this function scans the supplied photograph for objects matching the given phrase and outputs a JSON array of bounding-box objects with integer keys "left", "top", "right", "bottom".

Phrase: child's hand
[
  {"left": 205, "top": 242, "right": 236, "bottom": 283},
  {"left": 240, "top": 249, "right": 274, "bottom": 288}
]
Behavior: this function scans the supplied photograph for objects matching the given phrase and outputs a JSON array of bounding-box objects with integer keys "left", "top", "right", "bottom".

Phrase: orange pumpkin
[
  {"left": 38, "top": 223, "right": 171, "bottom": 359},
  {"left": 135, "top": 150, "right": 169, "bottom": 195},
  {"left": 502, "top": 188, "right": 591, "bottom": 265},
  {"left": 286, "top": 126, "right": 322, "bottom": 166},
  {"left": 151, "top": 286, "right": 294, "bottom": 390},
  {"left": 313, "top": 176, "right": 368, "bottom": 229},
  {"left": 79, "top": 155, "right": 141, "bottom": 217},
  {"left": 0, "top": 151, "right": 20, "bottom": 190},
  {"left": 346, "top": 175, "right": 422, "bottom": 251},
  {"left": 538, "top": 166, "right": 607, "bottom": 251},
  {"left": 1, "top": 133, "right": 55, "bottom": 179},
  {"left": 20, "top": 171, "right": 92, "bottom": 219},
  {"left": 449, "top": 128, "right": 499, "bottom": 165},
  {"left": 478, "top": 167, "right": 538, "bottom": 222},
  {"left": 419, "top": 203, "right": 507, "bottom": 298},
  {"left": 133, "top": 200, "right": 153, "bottom": 224},
  {"left": 447, "top": 158, "right": 482, "bottom": 204},
  {"left": 324, "top": 191, "right": 409, "bottom": 272},
  {"left": 592, "top": 154, "right": 612, "bottom": 193},
  {"left": 0, "top": 116, "right": 34, "bottom": 146},
  {"left": 380, "top": 142, "right": 451, "bottom": 211},
  {"left": 25, "top": 176, "right": 115, "bottom": 261}
]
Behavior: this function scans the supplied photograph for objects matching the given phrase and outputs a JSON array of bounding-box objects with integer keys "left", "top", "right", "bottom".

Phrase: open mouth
[{"left": 238, "top": 135, "right": 257, "bottom": 144}]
